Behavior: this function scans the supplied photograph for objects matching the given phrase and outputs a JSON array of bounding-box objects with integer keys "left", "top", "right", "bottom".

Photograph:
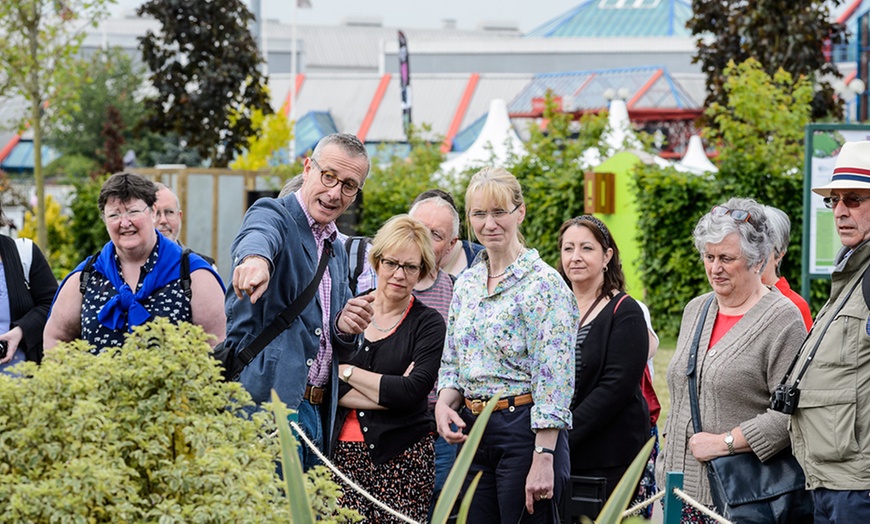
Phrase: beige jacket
[{"left": 791, "top": 242, "right": 870, "bottom": 490}]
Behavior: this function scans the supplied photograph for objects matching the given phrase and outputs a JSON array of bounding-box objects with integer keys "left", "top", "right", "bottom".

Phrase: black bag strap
[
  {"left": 79, "top": 253, "right": 100, "bottom": 294},
  {"left": 345, "top": 236, "right": 370, "bottom": 294},
  {"left": 227, "top": 239, "right": 333, "bottom": 381},
  {"left": 180, "top": 248, "right": 192, "bottom": 300},
  {"left": 686, "top": 294, "right": 715, "bottom": 434}
]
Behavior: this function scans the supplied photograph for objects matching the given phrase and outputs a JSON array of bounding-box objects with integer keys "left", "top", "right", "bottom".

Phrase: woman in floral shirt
[{"left": 435, "top": 167, "right": 579, "bottom": 523}]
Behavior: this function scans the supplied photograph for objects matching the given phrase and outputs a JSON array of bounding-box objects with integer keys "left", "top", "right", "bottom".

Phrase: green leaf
[
  {"left": 594, "top": 436, "right": 655, "bottom": 523},
  {"left": 430, "top": 391, "right": 503, "bottom": 524},
  {"left": 270, "top": 389, "right": 316, "bottom": 524}
]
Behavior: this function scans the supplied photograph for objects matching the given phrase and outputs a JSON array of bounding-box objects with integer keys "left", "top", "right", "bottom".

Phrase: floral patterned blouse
[{"left": 438, "top": 248, "right": 578, "bottom": 430}]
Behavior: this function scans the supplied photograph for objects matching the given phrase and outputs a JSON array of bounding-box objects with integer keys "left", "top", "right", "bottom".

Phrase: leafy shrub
[
  {"left": 19, "top": 193, "right": 75, "bottom": 277},
  {"left": 633, "top": 59, "right": 826, "bottom": 338},
  {"left": 0, "top": 320, "right": 353, "bottom": 522}
]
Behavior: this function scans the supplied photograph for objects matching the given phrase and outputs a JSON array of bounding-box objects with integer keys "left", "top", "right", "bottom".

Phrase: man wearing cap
[{"left": 788, "top": 140, "right": 870, "bottom": 522}]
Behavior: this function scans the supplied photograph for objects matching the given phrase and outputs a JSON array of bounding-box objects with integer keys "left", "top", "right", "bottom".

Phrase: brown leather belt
[
  {"left": 465, "top": 393, "right": 533, "bottom": 416},
  {"left": 303, "top": 384, "right": 325, "bottom": 405}
]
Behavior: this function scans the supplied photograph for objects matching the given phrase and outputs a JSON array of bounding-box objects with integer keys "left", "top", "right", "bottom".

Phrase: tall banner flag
[{"left": 398, "top": 30, "right": 412, "bottom": 138}]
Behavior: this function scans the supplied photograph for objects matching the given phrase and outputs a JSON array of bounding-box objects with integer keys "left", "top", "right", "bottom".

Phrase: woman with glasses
[
  {"left": 435, "top": 167, "right": 578, "bottom": 524},
  {"left": 332, "top": 215, "right": 446, "bottom": 522},
  {"left": 656, "top": 197, "right": 807, "bottom": 522},
  {"left": 44, "top": 172, "right": 226, "bottom": 353},
  {"left": 555, "top": 215, "right": 650, "bottom": 514}
]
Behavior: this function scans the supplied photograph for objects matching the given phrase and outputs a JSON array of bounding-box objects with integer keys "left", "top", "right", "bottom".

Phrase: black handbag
[
  {"left": 213, "top": 240, "right": 332, "bottom": 382},
  {"left": 686, "top": 295, "right": 813, "bottom": 524}
]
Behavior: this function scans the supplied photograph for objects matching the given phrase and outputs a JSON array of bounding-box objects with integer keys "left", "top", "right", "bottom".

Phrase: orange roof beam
[
  {"left": 357, "top": 74, "right": 392, "bottom": 142},
  {"left": 441, "top": 73, "right": 480, "bottom": 153},
  {"left": 0, "top": 134, "right": 21, "bottom": 163},
  {"left": 282, "top": 74, "right": 307, "bottom": 118},
  {"left": 627, "top": 69, "right": 664, "bottom": 109}
]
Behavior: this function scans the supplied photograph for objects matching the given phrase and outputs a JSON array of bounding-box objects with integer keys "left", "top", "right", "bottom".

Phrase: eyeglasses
[
  {"left": 823, "top": 194, "right": 870, "bottom": 209},
  {"left": 310, "top": 158, "right": 362, "bottom": 197},
  {"left": 103, "top": 208, "right": 149, "bottom": 223},
  {"left": 154, "top": 209, "right": 179, "bottom": 219},
  {"left": 711, "top": 206, "right": 752, "bottom": 223},
  {"left": 380, "top": 258, "right": 422, "bottom": 277},
  {"left": 469, "top": 204, "right": 521, "bottom": 221}
]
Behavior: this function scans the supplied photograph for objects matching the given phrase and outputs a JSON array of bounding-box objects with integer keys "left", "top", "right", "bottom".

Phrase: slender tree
[
  {"left": 0, "top": 0, "right": 112, "bottom": 249},
  {"left": 138, "top": 0, "right": 273, "bottom": 167},
  {"left": 689, "top": 0, "right": 847, "bottom": 122}
]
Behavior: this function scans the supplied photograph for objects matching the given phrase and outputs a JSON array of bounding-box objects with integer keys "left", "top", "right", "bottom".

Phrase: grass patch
[{"left": 652, "top": 337, "right": 676, "bottom": 430}]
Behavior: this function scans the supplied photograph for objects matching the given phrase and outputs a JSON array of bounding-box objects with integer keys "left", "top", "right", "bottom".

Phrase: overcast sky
[{"left": 111, "top": 0, "right": 581, "bottom": 33}]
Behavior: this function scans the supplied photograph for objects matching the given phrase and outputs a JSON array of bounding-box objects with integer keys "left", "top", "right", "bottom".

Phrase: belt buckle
[
  {"left": 470, "top": 399, "right": 485, "bottom": 416},
  {"left": 309, "top": 386, "right": 324, "bottom": 405}
]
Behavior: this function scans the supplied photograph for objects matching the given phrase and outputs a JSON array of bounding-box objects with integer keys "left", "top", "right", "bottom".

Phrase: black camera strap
[{"left": 777, "top": 272, "right": 864, "bottom": 390}]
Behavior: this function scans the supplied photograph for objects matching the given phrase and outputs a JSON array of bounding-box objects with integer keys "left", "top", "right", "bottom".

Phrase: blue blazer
[{"left": 224, "top": 195, "right": 358, "bottom": 453}]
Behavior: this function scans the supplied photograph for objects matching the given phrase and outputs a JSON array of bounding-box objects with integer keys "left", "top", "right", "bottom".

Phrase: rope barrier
[
  {"left": 621, "top": 489, "right": 665, "bottom": 518},
  {"left": 673, "top": 487, "right": 733, "bottom": 524},
  {"left": 281, "top": 422, "right": 422, "bottom": 524}
]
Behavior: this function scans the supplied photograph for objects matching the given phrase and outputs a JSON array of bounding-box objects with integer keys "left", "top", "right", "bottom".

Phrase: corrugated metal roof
[
  {"left": 274, "top": 72, "right": 534, "bottom": 143},
  {"left": 526, "top": 0, "right": 694, "bottom": 38},
  {"left": 266, "top": 23, "right": 517, "bottom": 72}
]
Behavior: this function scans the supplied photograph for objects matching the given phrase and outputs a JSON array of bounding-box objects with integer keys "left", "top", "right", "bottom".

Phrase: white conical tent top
[
  {"left": 677, "top": 135, "right": 718, "bottom": 173},
  {"left": 603, "top": 98, "right": 642, "bottom": 154},
  {"left": 439, "top": 98, "right": 526, "bottom": 177}
]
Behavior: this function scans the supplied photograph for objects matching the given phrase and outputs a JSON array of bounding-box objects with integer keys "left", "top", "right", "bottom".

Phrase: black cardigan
[
  {"left": 0, "top": 235, "right": 58, "bottom": 363},
  {"left": 569, "top": 292, "right": 650, "bottom": 470},
  {"left": 333, "top": 299, "right": 446, "bottom": 465}
]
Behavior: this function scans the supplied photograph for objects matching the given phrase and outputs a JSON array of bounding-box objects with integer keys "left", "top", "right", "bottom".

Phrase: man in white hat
[{"left": 787, "top": 140, "right": 870, "bottom": 522}]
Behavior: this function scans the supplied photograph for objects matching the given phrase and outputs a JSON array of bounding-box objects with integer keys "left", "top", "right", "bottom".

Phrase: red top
[
  {"left": 709, "top": 312, "right": 742, "bottom": 349},
  {"left": 775, "top": 276, "right": 813, "bottom": 331}
]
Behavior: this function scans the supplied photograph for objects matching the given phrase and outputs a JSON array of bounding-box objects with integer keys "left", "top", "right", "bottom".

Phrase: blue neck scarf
[
  {"left": 54, "top": 232, "right": 223, "bottom": 332},
  {"left": 97, "top": 233, "right": 185, "bottom": 331}
]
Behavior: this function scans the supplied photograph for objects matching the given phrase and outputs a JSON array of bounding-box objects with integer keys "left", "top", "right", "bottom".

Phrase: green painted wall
[{"left": 593, "top": 151, "right": 646, "bottom": 297}]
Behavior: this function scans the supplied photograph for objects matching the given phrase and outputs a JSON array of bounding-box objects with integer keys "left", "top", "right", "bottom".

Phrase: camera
[
  {"left": 771, "top": 383, "right": 800, "bottom": 415},
  {"left": 0, "top": 340, "right": 7, "bottom": 360}
]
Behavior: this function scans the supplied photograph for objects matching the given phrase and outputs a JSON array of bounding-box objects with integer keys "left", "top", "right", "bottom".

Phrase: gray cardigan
[{"left": 656, "top": 290, "right": 806, "bottom": 505}]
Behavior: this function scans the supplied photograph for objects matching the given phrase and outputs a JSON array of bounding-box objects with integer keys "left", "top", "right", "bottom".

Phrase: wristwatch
[
  {"left": 341, "top": 365, "right": 355, "bottom": 383},
  {"left": 534, "top": 445, "right": 556, "bottom": 456},
  {"left": 724, "top": 431, "right": 735, "bottom": 455}
]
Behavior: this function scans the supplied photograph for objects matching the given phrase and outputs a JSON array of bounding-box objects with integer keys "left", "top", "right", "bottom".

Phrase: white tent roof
[
  {"left": 439, "top": 98, "right": 526, "bottom": 177},
  {"left": 676, "top": 135, "right": 718, "bottom": 174}
]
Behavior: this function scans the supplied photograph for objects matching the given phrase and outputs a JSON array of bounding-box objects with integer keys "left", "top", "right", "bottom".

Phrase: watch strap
[
  {"left": 725, "top": 431, "right": 735, "bottom": 455},
  {"left": 535, "top": 445, "right": 556, "bottom": 456}
]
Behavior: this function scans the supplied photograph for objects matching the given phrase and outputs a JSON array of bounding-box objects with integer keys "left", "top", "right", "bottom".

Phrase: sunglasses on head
[
  {"left": 710, "top": 205, "right": 752, "bottom": 223},
  {"left": 823, "top": 194, "right": 870, "bottom": 209}
]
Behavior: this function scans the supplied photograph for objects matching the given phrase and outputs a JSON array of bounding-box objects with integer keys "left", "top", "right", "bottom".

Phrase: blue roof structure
[
  {"left": 507, "top": 66, "right": 699, "bottom": 115},
  {"left": 0, "top": 140, "right": 60, "bottom": 174},
  {"left": 452, "top": 112, "right": 488, "bottom": 152},
  {"left": 526, "top": 0, "right": 694, "bottom": 38},
  {"left": 294, "top": 110, "right": 339, "bottom": 159}
]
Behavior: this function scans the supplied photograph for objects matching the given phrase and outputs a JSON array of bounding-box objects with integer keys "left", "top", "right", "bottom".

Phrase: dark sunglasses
[
  {"left": 710, "top": 205, "right": 751, "bottom": 223},
  {"left": 823, "top": 194, "right": 870, "bottom": 209}
]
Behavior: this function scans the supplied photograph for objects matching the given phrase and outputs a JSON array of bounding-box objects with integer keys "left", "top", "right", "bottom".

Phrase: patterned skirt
[{"left": 335, "top": 434, "right": 435, "bottom": 523}]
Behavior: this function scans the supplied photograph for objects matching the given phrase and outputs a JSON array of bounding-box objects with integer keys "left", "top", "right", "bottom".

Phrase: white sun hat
[{"left": 813, "top": 141, "right": 870, "bottom": 197}]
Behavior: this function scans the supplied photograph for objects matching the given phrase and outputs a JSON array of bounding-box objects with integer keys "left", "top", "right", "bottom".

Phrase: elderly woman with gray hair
[
  {"left": 761, "top": 205, "right": 812, "bottom": 330},
  {"left": 656, "top": 197, "right": 807, "bottom": 522}
]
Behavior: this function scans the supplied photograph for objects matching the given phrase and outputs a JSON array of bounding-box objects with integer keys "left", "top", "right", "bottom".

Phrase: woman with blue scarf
[{"left": 44, "top": 173, "right": 226, "bottom": 353}]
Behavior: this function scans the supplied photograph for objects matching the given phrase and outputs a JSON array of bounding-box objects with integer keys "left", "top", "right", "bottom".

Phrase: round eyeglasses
[{"left": 310, "top": 158, "right": 362, "bottom": 197}]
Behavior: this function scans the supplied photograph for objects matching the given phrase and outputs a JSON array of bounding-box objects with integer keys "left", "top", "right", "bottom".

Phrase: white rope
[
  {"left": 279, "top": 422, "right": 422, "bottom": 524},
  {"left": 673, "top": 488, "right": 733, "bottom": 524},
  {"left": 621, "top": 489, "right": 665, "bottom": 518}
]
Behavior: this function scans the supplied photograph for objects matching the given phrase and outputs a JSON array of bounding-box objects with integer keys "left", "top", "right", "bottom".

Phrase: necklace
[
  {"left": 371, "top": 299, "right": 412, "bottom": 333},
  {"left": 488, "top": 270, "right": 507, "bottom": 279},
  {"left": 487, "top": 248, "right": 525, "bottom": 279}
]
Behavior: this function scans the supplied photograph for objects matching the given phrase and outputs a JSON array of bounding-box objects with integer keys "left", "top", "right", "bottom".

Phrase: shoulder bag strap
[
  {"left": 686, "top": 294, "right": 716, "bottom": 433},
  {"left": 14, "top": 238, "right": 33, "bottom": 288},
  {"left": 229, "top": 239, "right": 333, "bottom": 381},
  {"left": 778, "top": 270, "right": 865, "bottom": 390}
]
